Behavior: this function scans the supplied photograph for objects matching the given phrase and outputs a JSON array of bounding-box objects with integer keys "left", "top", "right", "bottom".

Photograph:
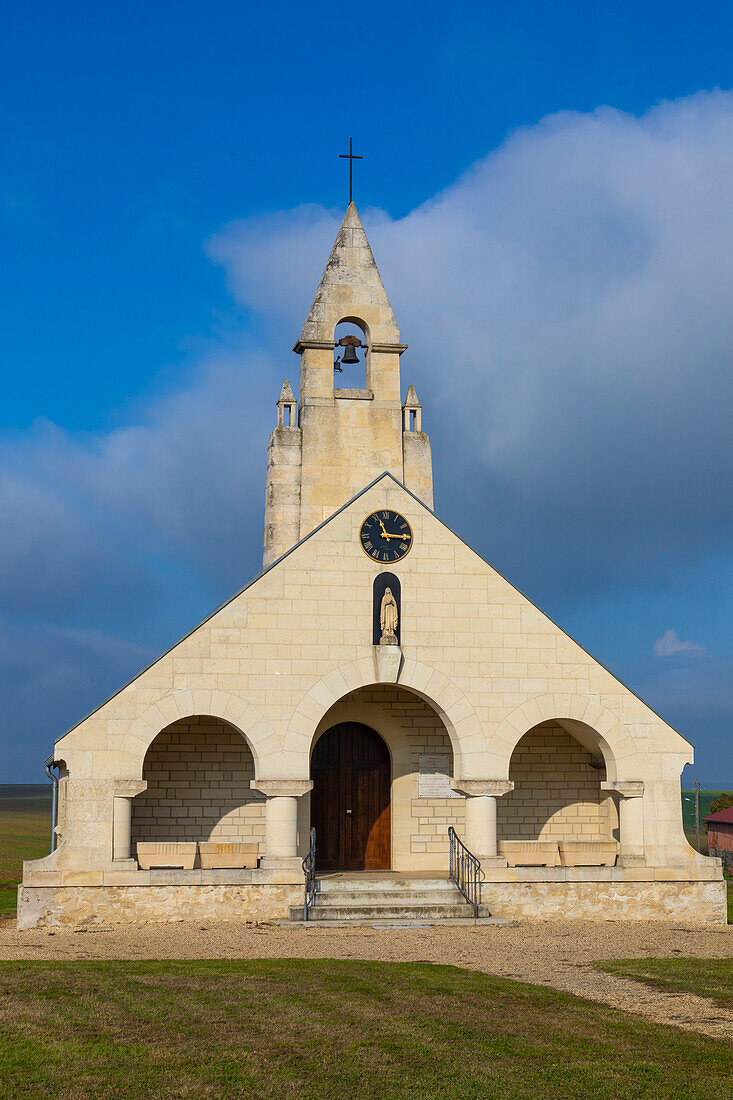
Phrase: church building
[{"left": 20, "top": 203, "right": 725, "bottom": 927}]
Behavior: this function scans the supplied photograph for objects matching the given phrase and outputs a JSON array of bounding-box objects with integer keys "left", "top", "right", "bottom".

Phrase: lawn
[
  {"left": 0, "top": 959, "right": 731, "bottom": 1100},
  {"left": 595, "top": 957, "right": 733, "bottom": 1008},
  {"left": 0, "top": 786, "right": 50, "bottom": 916}
]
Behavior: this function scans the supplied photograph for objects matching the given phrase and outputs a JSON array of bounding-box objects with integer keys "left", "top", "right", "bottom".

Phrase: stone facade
[{"left": 21, "top": 201, "right": 724, "bottom": 927}]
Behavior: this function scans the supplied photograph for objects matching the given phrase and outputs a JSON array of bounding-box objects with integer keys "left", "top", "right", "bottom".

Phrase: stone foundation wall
[
  {"left": 131, "top": 717, "right": 265, "bottom": 847},
  {"left": 483, "top": 878, "right": 727, "bottom": 923},
  {"left": 18, "top": 876, "right": 726, "bottom": 928},
  {"left": 18, "top": 883, "right": 302, "bottom": 929},
  {"left": 498, "top": 722, "right": 615, "bottom": 842}
]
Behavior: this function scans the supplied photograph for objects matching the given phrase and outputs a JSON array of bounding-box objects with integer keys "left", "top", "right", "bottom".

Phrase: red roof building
[{"left": 704, "top": 806, "right": 733, "bottom": 868}]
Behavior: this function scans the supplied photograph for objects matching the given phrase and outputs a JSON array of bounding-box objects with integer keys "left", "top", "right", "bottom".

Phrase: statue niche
[
  {"left": 372, "top": 573, "right": 401, "bottom": 646},
  {"left": 380, "top": 588, "right": 399, "bottom": 645}
]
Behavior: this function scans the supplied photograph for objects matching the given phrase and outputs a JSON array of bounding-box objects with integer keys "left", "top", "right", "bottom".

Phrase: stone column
[
  {"left": 112, "top": 779, "right": 147, "bottom": 868},
  {"left": 451, "top": 780, "right": 514, "bottom": 867},
  {"left": 602, "top": 780, "right": 645, "bottom": 866},
  {"left": 252, "top": 779, "right": 313, "bottom": 879}
]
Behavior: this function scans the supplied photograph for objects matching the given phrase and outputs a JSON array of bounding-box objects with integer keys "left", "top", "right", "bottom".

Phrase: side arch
[
  {"left": 490, "top": 694, "right": 639, "bottom": 783},
  {"left": 283, "top": 657, "right": 486, "bottom": 778},
  {"left": 125, "top": 689, "right": 278, "bottom": 780}
]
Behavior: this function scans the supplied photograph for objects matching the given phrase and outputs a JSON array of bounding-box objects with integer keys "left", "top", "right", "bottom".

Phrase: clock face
[{"left": 360, "top": 509, "right": 413, "bottom": 563}]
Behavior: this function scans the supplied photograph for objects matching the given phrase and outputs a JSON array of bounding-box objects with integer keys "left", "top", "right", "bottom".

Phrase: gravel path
[{"left": 1, "top": 917, "right": 732, "bottom": 1041}]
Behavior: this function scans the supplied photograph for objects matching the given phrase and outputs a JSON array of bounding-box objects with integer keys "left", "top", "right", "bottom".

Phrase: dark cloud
[{"left": 0, "top": 621, "right": 154, "bottom": 781}]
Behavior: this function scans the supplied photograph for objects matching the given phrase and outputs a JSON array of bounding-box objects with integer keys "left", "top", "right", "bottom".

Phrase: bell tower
[{"left": 263, "top": 202, "right": 433, "bottom": 566}]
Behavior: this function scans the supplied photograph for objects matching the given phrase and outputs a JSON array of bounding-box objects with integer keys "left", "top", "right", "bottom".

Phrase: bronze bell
[
  {"left": 337, "top": 334, "right": 362, "bottom": 365},
  {"left": 340, "top": 343, "right": 360, "bottom": 365}
]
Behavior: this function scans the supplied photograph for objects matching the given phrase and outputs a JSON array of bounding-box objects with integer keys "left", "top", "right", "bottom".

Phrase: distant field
[
  {"left": 0, "top": 786, "right": 50, "bottom": 916},
  {"left": 682, "top": 788, "right": 733, "bottom": 858},
  {"left": 681, "top": 788, "right": 733, "bottom": 833}
]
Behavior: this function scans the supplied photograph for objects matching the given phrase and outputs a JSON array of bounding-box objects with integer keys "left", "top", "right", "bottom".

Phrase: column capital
[
  {"left": 451, "top": 779, "right": 514, "bottom": 798},
  {"left": 601, "top": 780, "right": 644, "bottom": 798},
  {"left": 251, "top": 779, "right": 313, "bottom": 798},
  {"left": 113, "top": 780, "right": 147, "bottom": 798}
]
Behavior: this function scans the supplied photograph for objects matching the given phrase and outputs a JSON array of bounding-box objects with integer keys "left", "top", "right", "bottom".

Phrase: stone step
[
  {"left": 316, "top": 877, "right": 457, "bottom": 893},
  {"left": 309, "top": 889, "right": 465, "bottom": 905},
  {"left": 280, "top": 916, "right": 508, "bottom": 927},
  {"left": 289, "top": 902, "right": 488, "bottom": 921}
]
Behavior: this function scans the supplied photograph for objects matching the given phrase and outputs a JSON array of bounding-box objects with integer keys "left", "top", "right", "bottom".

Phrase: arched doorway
[{"left": 311, "top": 723, "right": 390, "bottom": 871}]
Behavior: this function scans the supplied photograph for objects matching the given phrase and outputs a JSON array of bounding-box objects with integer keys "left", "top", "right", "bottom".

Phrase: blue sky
[{"left": 3, "top": 1, "right": 733, "bottom": 783}]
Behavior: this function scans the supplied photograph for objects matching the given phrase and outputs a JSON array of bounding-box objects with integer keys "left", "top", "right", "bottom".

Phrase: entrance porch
[{"left": 19, "top": 689, "right": 727, "bottom": 926}]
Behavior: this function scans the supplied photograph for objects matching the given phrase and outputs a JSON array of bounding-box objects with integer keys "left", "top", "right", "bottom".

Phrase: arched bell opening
[{"left": 333, "top": 317, "right": 369, "bottom": 389}]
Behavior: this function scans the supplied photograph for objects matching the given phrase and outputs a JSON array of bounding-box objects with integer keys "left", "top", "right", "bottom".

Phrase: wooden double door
[{"left": 311, "top": 723, "right": 391, "bottom": 871}]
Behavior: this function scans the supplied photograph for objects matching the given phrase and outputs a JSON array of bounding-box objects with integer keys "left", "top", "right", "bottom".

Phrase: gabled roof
[
  {"left": 55, "top": 470, "right": 689, "bottom": 748},
  {"left": 704, "top": 806, "right": 733, "bottom": 825}
]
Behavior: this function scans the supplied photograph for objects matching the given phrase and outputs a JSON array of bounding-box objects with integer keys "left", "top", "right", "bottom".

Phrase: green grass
[
  {"left": 0, "top": 786, "right": 50, "bottom": 916},
  {"left": 596, "top": 958, "right": 733, "bottom": 1008},
  {"left": 0, "top": 959, "right": 731, "bottom": 1099}
]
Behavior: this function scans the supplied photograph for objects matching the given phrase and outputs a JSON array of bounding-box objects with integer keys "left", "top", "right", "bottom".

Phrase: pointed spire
[
  {"left": 277, "top": 379, "right": 296, "bottom": 405},
  {"left": 298, "top": 203, "right": 403, "bottom": 348},
  {"left": 404, "top": 385, "right": 421, "bottom": 407}
]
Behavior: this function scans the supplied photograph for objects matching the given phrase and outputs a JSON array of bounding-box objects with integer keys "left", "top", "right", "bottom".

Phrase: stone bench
[
  {"left": 499, "top": 841, "right": 561, "bottom": 867},
  {"left": 136, "top": 842, "right": 197, "bottom": 870},
  {"left": 558, "top": 840, "right": 618, "bottom": 867},
  {"left": 135, "top": 841, "right": 260, "bottom": 870},
  {"left": 198, "top": 842, "right": 259, "bottom": 869}
]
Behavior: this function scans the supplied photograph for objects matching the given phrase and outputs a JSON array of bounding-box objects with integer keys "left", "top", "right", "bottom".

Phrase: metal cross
[{"left": 339, "top": 138, "right": 363, "bottom": 204}]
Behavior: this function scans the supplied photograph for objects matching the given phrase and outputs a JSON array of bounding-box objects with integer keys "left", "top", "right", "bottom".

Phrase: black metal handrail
[
  {"left": 302, "top": 826, "right": 317, "bottom": 921},
  {"left": 448, "top": 826, "right": 482, "bottom": 918}
]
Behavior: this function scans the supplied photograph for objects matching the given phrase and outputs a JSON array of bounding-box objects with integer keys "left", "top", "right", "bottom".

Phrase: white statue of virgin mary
[{"left": 380, "top": 587, "right": 398, "bottom": 644}]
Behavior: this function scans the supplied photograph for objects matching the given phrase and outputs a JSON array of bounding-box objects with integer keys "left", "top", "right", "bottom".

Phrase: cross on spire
[{"left": 339, "top": 137, "right": 363, "bottom": 204}]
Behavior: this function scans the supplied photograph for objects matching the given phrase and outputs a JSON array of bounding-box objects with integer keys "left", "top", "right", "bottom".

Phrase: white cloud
[{"left": 653, "top": 628, "right": 707, "bottom": 658}]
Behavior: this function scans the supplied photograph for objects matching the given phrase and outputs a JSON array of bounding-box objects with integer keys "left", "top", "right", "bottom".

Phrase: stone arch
[
  {"left": 307, "top": 686, "right": 464, "bottom": 873},
  {"left": 131, "top": 714, "right": 266, "bottom": 847},
  {"left": 282, "top": 657, "right": 486, "bottom": 779},
  {"left": 125, "top": 689, "right": 278, "bottom": 780},
  {"left": 490, "top": 694, "right": 638, "bottom": 783},
  {"left": 334, "top": 314, "right": 372, "bottom": 345},
  {"left": 311, "top": 695, "right": 416, "bottom": 776}
]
